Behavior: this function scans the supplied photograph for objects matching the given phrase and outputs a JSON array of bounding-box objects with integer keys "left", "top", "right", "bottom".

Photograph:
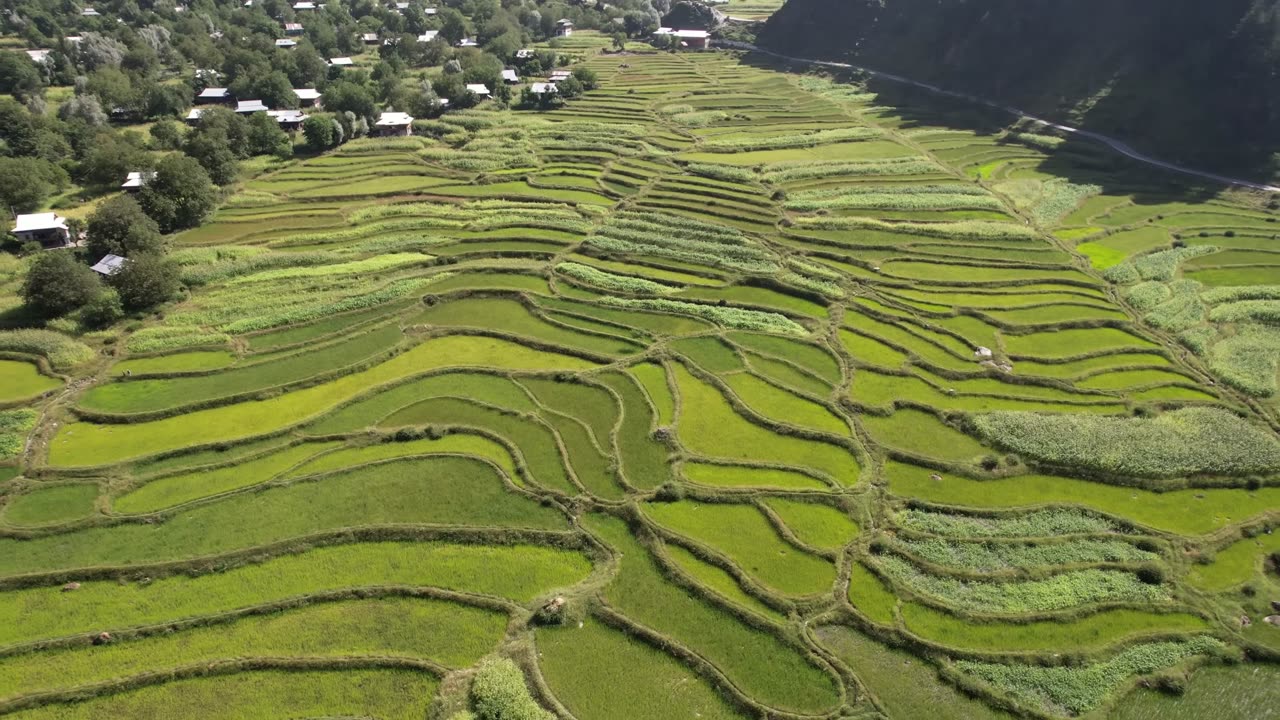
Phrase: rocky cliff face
[{"left": 759, "top": 0, "right": 1280, "bottom": 179}]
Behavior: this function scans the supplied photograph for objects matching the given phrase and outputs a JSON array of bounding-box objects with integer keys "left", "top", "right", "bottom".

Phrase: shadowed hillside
[{"left": 760, "top": 0, "right": 1280, "bottom": 181}]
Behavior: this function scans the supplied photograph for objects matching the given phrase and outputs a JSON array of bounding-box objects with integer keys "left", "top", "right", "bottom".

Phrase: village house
[
  {"left": 417, "top": 30, "right": 439, "bottom": 42},
  {"left": 423, "top": 6, "right": 437, "bottom": 14},
  {"left": 121, "top": 171, "right": 154, "bottom": 192},
  {"left": 64, "top": 35, "right": 83, "bottom": 45},
  {"left": 293, "top": 1, "right": 316, "bottom": 9},
  {"left": 196, "top": 87, "right": 232, "bottom": 104},
  {"left": 515, "top": 48, "right": 533, "bottom": 59},
  {"left": 456, "top": 38, "right": 478, "bottom": 47},
  {"left": 267, "top": 109, "right": 306, "bottom": 131},
  {"left": 549, "top": 69, "right": 571, "bottom": 82},
  {"left": 360, "top": 33, "right": 379, "bottom": 45},
  {"left": 655, "top": 27, "right": 710, "bottom": 50},
  {"left": 293, "top": 88, "right": 321, "bottom": 107},
  {"left": 25, "top": 49, "right": 51, "bottom": 64},
  {"left": 501, "top": 68, "right": 519, "bottom": 84},
  {"left": 81, "top": 7, "right": 100, "bottom": 16},
  {"left": 12, "top": 213, "right": 71, "bottom": 248},
  {"left": 375, "top": 112, "right": 414, "bottom": 136},
  {"left": 185, "top": 107, "right": 205, "bottom": 124},
  {"left": 466, "top": 83, "right": 491, "bottom": 98},
  {"left": 329, "top": 56, "right": 354, "bottom": 67},
  {"left": 556, "top": 19, "right": 574, "bottom": 37},
  {"left": 284, "top": 22, "right": 304, "bottom": 34},
  {"left": 529, "top": 82, "right": 557, "bottom": 96},
  {"left": 235, "top": 99, "right": 269, "bottom": 114},
  {"left": 275, "top": 38, "right": 298, "bottom": 48},
  {"left": 90, "top": 254, "right": 127, "bottom": 276}
]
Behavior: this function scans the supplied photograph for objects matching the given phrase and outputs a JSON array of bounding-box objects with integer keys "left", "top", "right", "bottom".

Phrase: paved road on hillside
[{"left": 715, "top": 41, "right": 1280, "bottom": 194}]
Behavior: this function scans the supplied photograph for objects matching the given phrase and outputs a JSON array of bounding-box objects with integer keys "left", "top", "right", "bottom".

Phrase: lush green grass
[
  {"left": 901, "top": 604, "right": 1208, "bottom": 653},
  {"left": 585, "top": 514, "right": 841, "bottom": 714},
  {"left": 1111, "top": 664, "right": 1280, "bottom": 720},
  {"left": 0, "top": 597, "right": 505, "bottom": 700},
  {"left": 847, "top": 561, "right": 898, "bottom": 625},
  {"left": 644, "top": 501, "right": 836, "bottom": 596},
  {"left": 1, "top": 541, "right": 590, "bottom": 647},
  {"left": 538, "top": 617, "right": 750, "bottom": 720},
  {"left": 284, "top": 435, "right": 517, "bottom": 480},
  {"left": 305, "top": 371, "right": 538, "bottom": 435},
  {"left": 412, "top": 297, "right": 642, "bottom": 357},
  {"left": 681, "top": 462, "right": 829, "bottom": 490},
  {"left": 887, "top": 460, "right": 1280, "bottom": 535},
  {"left": 2, "top": 483, "right": 97, "bottom": 526},
  {"left": 0, "top": 359, "right": 61, "bottom": 403},
  {"left": 0, "top": 457, "right": 566, "bottom": 577},
  {"left": 628, "top": 362, "right": 676, "bottom": 426},
  {"left": 861, "top": 409, "right": 991, "bottom": 463},
  {"left": 596, "top": 372, "right": 673, "bottom": 490},
  {"left": 113, "top": 350, "right": 237, "bottom": 375},
  {"left": 673, "top": 365, "right": 860, "bottom": 485},
  {"left": 1188, "top": 532, "right": 1280, "bottom": 591},
  {"left": 48, "top": 336, "right": 597, "bottom": 467},
  {"left": 661, "top": 543, "right": 788, "bottom": 622},
  {"left": 722, "top": 373, "right": 848, "bottom": 435},
  {"left": 12, "top": 667, "right": 435, "bottom": 719},
  {"left": 763, "top": 498, "right": 859, "bottom": 551},
  {"left": 816, "top": 625, "right": 1013, "bottom": 720}
]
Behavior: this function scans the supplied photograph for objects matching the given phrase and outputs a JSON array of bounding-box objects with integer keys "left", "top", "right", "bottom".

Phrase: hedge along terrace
[{"left": 47, "top": 336, "right": 598, "bottom": 467}]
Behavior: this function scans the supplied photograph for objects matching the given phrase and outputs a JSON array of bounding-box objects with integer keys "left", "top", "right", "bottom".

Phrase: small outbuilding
[
  {"left": 417, "top": 31, "right": 439, "bottom": 42},
  {"left": 185, "top": 107, "right": 205, "bottom": 124},
  {"left": 12, "top": 213, "right": 71, "bottom": 248},
  {"left": 284, "top": 22, "right": 304, "bottom": 34},
  {"left": 25, "top": 49, "right": 51, "bottom": 64},
  {"left": 267, "top": 109, "right": 306, "bottom": 130},
  {"left": 361, "top": 33, "right": 379, "bottom": 45},
  {"left": 121, "top": 171, "right": 154, "bottom": 191},
  {"left": 501, "top": 68, "right": 519, "bottom": 84},
  {"left": 275, "top": 38, "right": 297, "bottom": 48},
  {"left": 293, "top": 1, "right": 316, "bottom": 9},
  {"left": 293, "top": 88, "right": 321, "bottom": 106},
  {"left": 90, "top": 254, "right": 127, "bottom": 276},
  {"left": 196, "top": 87, "right": 232, "bottom": 104},
  {"left": 465, "top": 83, "right": 491, "bottom": 98},
  {"left": 556, "top": 19, "right": 574, "bottom": 37},
  {"left": 375, "top": 111, "right": 415, "bottom": 136},
  {"left": 328, "top": 56, "right": 354, "bottom": 67},
  {"left": 456, "top": 38, "right": 478, "bottom": 47},
  {"left": 529, "top": 82, "right": 557, "bottom": 95},
  {"left": 81, "top": 7, "right": 101, "bottom": 16},
  {"left": 549, "top": 70, "right": 571, "bottom": 82},
  {"left": 235, "top": 99, "right": 269, "bottom": 113},
  {"left": 655, "top": 28, "right": 709, "bottom": 50}
]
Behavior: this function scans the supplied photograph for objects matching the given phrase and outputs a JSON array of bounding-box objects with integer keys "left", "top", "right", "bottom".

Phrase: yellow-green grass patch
[
  {"left": 2, "top": 483, "right": 97, "bottom": 526},
  {"left": 722, "top": 373, "right": 848, "bottom": 435},
  {"left": 48, "top": 335, "right": 596, "bottom": 467},
  {"left": 847, "top": 562, "right": 897, "bottom": 625},
  {"left": 764, "top": 498, "right": 860, "bottom": 551},
  {"left": 412, "top": 297, "right": 642, "bottom": 358},
  {"left": 682, "top": 462, "right": 829, "bottom": 490},
  {"left": 0, "top": 457, "right": 566, "bottom": 578},
  {"left": 1188, "top": 533, "right": 1280, "bottom": 591},
  {"left": 0, "top": 597, "right": 506, "bottom": 701},
  {"left": 673, "top": 365, "right": 860, "bottom": 485},
  {"left": 662, "top": 543, "right": 787, "bottom": 623},
  {"left": 1003, "top": 327, "right": 1157, "bottom": 359},
  {"left": 0, "top": 359, "right": 60, "bottom": 403},
  {"left": 644, "top": 501, "right": 836, "bottom": 596},
  {"left": 284, "top": 435, "right": 517, "bottom": 480},
  {"left": 538, "top": 617, "right": 750, "bottom": 720},
  {"left": 113, "top": 350, "right": 237, "bottom": 375},
  {"left": 861, "top": 409, "right": 991, "bottom": 463},
  {"left": 887, "top": 461, "right": 1280, "bottom": 536},
  {"left": 628, "top": 362, "right": 676, "bottom": 426}
]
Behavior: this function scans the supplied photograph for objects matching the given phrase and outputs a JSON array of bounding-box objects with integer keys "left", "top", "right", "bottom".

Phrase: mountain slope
[{"left": 759, "top": 0, "right": 1280, "bottom": 180}]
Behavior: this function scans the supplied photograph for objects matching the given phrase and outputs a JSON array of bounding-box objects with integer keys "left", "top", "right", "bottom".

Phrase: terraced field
[{"left": 3, "top": 47, "right": 1280, "bottom": 720}]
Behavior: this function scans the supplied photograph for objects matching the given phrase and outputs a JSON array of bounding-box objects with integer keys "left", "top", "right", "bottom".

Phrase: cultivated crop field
[{"left": 3, "top": 45, "right": 1280, "bottom": 720}]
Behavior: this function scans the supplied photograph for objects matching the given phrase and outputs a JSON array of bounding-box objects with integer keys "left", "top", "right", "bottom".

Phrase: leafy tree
[
  {"left": 571, "top": 66, "right": 598, "bottom": 90},
  {"left": 148, "top": 118, "right": 183, "bottom": 150},
  {"left": 0, "top": 157, "right": 62, "bottom": 214},
  {"left": 57, "top": 94, "right": 108, "bottom": 126},
  {"left": 143, "top": 82, "right": 190, "bottom": 119},
  {"left": 303, "top": 113, "right": 337, "bottom": 151},
  {"left": 439, "top": 8, "right": 470, "bottom": 44},
  {"left": 109, "top": 253, "right": 181, "bottom": 311},
  {"left": 321, "top": 79, "right": 375, "bottom": 118},
  {"left": 84, "top": 68, "right": 136, "bottom": 110},
  {"left": 80, "top": 32, "right": 128, "bottom": 70},
  {"left": 557, "top": 75, "right": 584, "bottom": 99},
  {"left": 246, "top": 112, "right": 292, "bottom": 159},
  {"left": 78, "top": 132, "right": 147, "bottom": 189},
  {"left": 0, "top": 53, "right": 43, "bottom": 100},
  {"left": 81, "top": 287, "right": 124, "bottom": 327},
  {"left": 138, "top": 154, "right": 217, "bottom": 232},
  {"left": 22, "top": 251, "right": 101, "bottom": 319},
  {"left": 86, "top": 195, "right": 165, "bottom": 260}
]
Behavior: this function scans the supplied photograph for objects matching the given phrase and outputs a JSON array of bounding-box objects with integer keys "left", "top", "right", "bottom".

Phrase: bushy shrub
[
  {"left": 0, "top": 329, "right": 95, "bottom": 368},
  {"left": 22, "top": 252, "right": 102, "bottom": 319},
  {"left": 470, "top": 658, "right": 553, "bottom": 720}
]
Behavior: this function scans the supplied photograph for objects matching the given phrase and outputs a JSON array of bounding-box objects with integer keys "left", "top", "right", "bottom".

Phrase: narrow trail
[{"left": 716, "top": 41, "right": 1280, "bottom": 194}]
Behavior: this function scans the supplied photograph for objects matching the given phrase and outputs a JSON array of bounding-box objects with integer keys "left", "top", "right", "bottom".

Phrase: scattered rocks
[
  {"left": 93, "top": 631, "right": 112, "bottom": 645},
  {"left": 929, "top": 473, "right": 942, "bottom": 481},
  {"left": 61, "top": 582, "right": 81, "bottom": 592},
  {"left": 1241, "top": 615, "right": 1253, "bottom": 628},
  {"left": 1271, "top": 600, "right": 1280, "bottom": 612},
  {"left": 974, "top": 346, "right": 993, "bottom": 360},
  {"left": 1264, "top": 615, "right": 1280, "bottom": 627}
]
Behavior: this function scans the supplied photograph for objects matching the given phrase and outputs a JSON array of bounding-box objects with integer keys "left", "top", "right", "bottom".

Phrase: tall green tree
[
  {"left": 138, "top": 155, "right": 217, "bottom": 232},
  {"left": 86, "top": 195, "right": 165, "bottom": 260},
  {"left": 109, "top": 253, "right": 181, "bottom": 311},
  {"left": 22, "top": 252, "right": 101, "bottom": 318}
]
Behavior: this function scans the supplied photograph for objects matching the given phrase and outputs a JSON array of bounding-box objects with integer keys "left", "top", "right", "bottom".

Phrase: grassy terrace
[{"left": 3, "top": 46, "right": 1279, "bottom": 720}]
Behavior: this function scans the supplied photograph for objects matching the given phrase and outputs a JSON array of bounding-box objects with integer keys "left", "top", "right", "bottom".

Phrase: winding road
[{"left": 715, "top": 40, "right": 1280, "bottom": 194}]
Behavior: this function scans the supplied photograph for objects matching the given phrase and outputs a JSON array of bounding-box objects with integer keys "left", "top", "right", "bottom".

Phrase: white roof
[
  {"left": 198, "top": 87, "right": 230, "bottom": 99},
  {"left": 376, "top": 111, "right": 414, "bottom": 126},
  {"left": 236, "top": 99, "right": 268, "bottom": 112},
  {"left": 121, "top": 171, "right": 154, "bottom": 188},
  {"left": 423, "top": 6, "right": 436, "bottom": 13},
  {"left": 549, "top": 70, "right": 571, "bottom": 80},
  {"left": 65, "top": 35, "right": 83, "bottom": 43},
  {"left": 557, "top": 18, "right": 573, "bottom": 25},
  {"left": 656, "top": 28, "right": 709, "bottom": 38},
  {"left": 395, "top": 2, "right": 409, "bottom": 8},
  {"left": 529, "top": 82, "right": 557, "bottom": 94},
  {"left": 501, "top": 69, "right": 519, "bottom": 82},
  {"left": 457, "top": 38, "right": 477, "bottom": 47},
  {"left": 417, "top": 30, "right": 439, "bottom": 42},
  {"left": 293, "top": 88, "right": 321, "bottom": 100},
  {"left": 466, "top": 83, "right": 490, "bottom": 96},
  {"left": 329, "top": 57, "right": 354, "bottom": 65},
  {"left": 267, "top": 109, "right": 306, "bottom": 123},
  {"left": 284, "top": 22, "right": 303, "bottom": 30},
  {"left": 82, "top": 7, "right": 100, "bottom": 15},
  {"left": 13, "top": 213, "right": 68, "bottom": 233},
  {"left": 293, "top": 1, "right": 315, "bottom": 8},
  {"left": 186, "top": 108, "right": 205, "bottom": 120},
  {"left": 91, "top": 254, "right": 127, "bottom": 275},
  {"left": 361, "top": 33, "right": 378, "bottom": 42},
  {"left": 25, "top": 49, "right": 51, "bottom": 63},
  {"left": 515, "top": 49, "right": 533, "bottom": 58},
  {"left": 275, "top": 38, "right": 297, "bottom": 47}
]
